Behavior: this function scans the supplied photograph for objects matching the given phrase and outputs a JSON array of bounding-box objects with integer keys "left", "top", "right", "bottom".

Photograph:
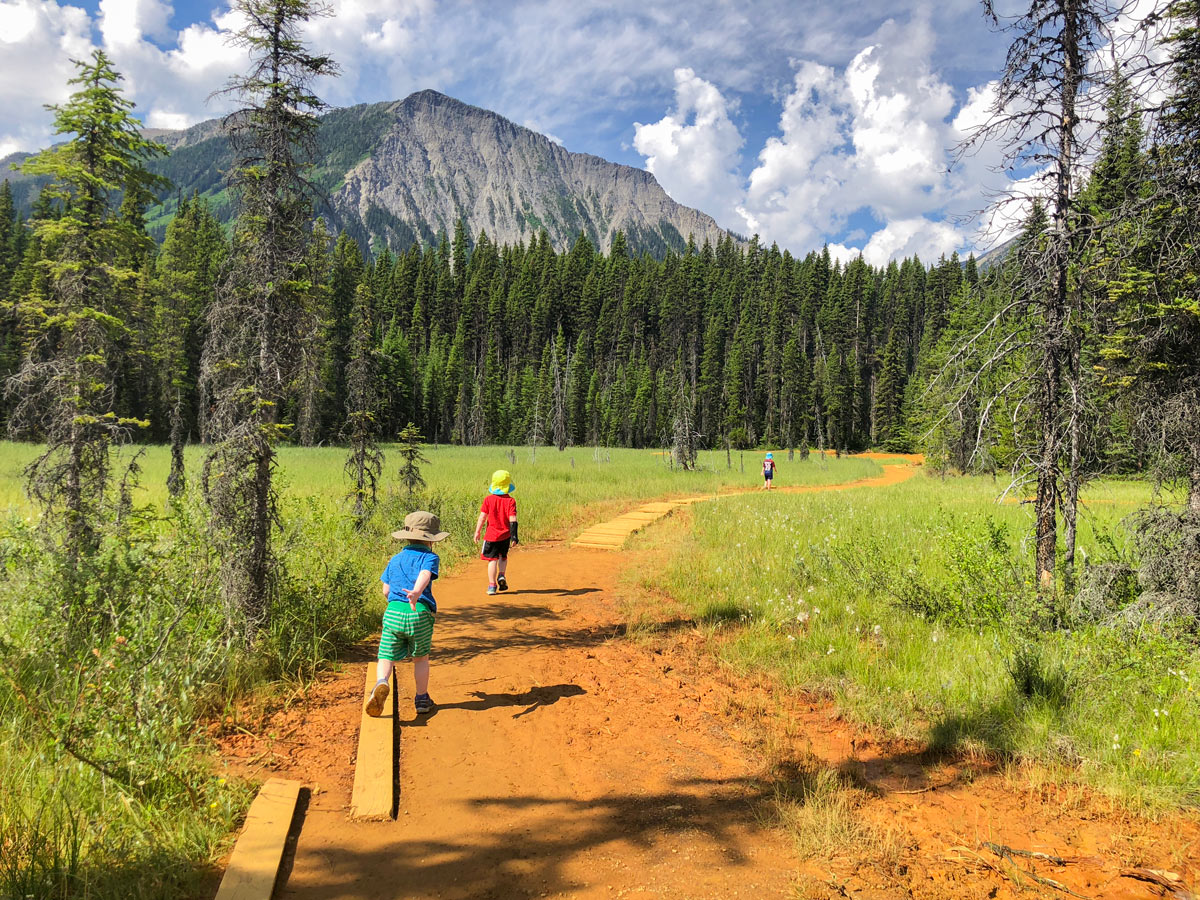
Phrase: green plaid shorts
[{"left": 379, "top": 602, "right": 435, "bottom": 661}]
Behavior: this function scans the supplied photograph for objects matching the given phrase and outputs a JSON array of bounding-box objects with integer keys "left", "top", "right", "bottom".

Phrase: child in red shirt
[{"left": 473, "top": 469, "right": 518, "bottom": 595}]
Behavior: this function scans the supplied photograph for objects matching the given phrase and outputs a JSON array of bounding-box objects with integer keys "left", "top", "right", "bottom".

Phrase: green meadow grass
[
  {"left": 639, "top": 472, "right": 1200, "bottom": 812},
  {"left": 0, "top": 442, "right": 881, "bottom": 570},
  {"left": 0, "top": 442, "right": 878, "bottom": 900}
]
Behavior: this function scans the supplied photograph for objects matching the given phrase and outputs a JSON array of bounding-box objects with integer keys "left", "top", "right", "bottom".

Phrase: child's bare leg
[
  {"left": 498, "top": 557, "right": 508, "bottom": 576},
  {"left": 487, "top": 559, "right": 499, "bottom": 584},
  {"left": 375, "top": 660, "right": 394, "bottom": 684},
  {"left": 413, "top": 656, "right": 430, "bottom": 695}
]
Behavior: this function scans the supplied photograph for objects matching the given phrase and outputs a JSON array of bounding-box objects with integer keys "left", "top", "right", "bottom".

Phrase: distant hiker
[
  {"left": 762, "top": 452, "right": 776, "bottom": 490},
  {"left": 474, "top": 469, "right": 519, "bottom": 595},
  {"left": 367, "top": 510, "right": 449, "bottom": 717}
]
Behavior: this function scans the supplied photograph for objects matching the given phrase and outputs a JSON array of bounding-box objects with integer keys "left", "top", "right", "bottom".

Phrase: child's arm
[
  {"left": 473, "top": 511, "right": 487, "bottom": 542},
  {"left": 508, "top": 513, "right": 519, "bottom": 545},
  {"left": 381, "top": 581, "right": 390, "bottom": 600},
  {"left": 405, "top": 569, "right": 433, "bottom": 610}
]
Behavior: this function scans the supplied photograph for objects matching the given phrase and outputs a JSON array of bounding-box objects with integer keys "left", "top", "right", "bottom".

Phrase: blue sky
[{"left": 0, "top": 0, "right": 1050, "bottom": 262}]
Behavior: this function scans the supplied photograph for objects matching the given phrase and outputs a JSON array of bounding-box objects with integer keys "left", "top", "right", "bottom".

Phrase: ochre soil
[{"left": 215, "top": 471, "right": 1198, "bottom": 900}]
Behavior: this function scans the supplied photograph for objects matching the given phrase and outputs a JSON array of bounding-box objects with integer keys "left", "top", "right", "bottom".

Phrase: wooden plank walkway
[
  {"left": 570, "top": 498, "right": 702, "bottom": 550},
  {"left": 349, "top": 665, "right": 397, "bottom": 820},
  {"left": 213, "top": 778, "right": 303, "bottom": 900}
]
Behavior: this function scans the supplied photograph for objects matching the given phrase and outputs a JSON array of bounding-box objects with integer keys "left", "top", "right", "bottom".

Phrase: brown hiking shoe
[{"left": 365, "top": 680, "right": 390, "bottom": 717}]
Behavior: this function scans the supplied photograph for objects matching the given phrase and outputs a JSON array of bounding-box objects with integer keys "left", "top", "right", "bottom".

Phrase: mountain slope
[{"left": 3, "top": 90, "right": 736, "bottom": 257}]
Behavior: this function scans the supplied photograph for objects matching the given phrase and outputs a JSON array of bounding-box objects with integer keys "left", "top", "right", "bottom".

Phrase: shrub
[
  {"left": 835, "top": 513, "right": 1029, "bottom": 628},
  {"left": 1122, "top": 507, "right": 1200, "bottom": 631},
  {"left": 1007, "top": 643, "right": 1072, "bottom": 708}
]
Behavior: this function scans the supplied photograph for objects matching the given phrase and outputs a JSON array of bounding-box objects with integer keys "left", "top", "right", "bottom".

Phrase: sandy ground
[{"left": 215, "top": 468, "right": 1199, "bottom": 900}]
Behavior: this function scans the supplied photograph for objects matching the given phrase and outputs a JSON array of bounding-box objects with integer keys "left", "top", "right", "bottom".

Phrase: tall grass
[
  {"left": 0, "top": 441, "right": 880, "bottom": 898},
  {"left": 641, "top": 473, "right": 1200, "bottom": 812},
  {"left": 0, "top": 442, "right": 880, "bottom": 567}
]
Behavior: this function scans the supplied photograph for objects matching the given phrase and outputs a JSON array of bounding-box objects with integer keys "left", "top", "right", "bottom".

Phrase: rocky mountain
[{"left": 2, "top": 90, "right": 737, "bottom": 257}]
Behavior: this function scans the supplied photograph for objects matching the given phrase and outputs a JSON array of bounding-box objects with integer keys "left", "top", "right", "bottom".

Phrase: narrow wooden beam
[
  {"left": 350, "top": 663, "right": 397, "bottom": 820},
  {"left": 213, "top": 778, "right": 303, "bottom": 900}
]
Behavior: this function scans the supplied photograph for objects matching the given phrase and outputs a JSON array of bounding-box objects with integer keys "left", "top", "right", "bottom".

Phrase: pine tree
[
  {"left": 199, "top": 0, "right": 338, "bottom": 635},
  {"left": 343, "top": 283, "right": 383, "bottom": 526},
  {"left": 396, "top": 422, "right": 428, "bottom": 501},
  {"left": 153, "top": 195, "right": 227, "bottom": 492},
  {"left": 551, "top": 327, "right": 568, "bottom": 451},
  {"left": 296, "top": 218, "right": 333, "bottom": 445},
  {"left": 8, "top": 51, "right": 166, "bottom": 569},
  {"left": 0, "top": 180, "right": 17, "bottom": 297},
  {"left": 1105, "top": 1, "right": 1200, "bottom": 512},
  {"left": 873, "top": 327, "right": 907, "bottom": 449}
]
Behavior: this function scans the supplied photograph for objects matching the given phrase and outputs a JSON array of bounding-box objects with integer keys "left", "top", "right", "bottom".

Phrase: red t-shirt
[{"left": 480, "top": 493, "right": 517, "bottom": 541}]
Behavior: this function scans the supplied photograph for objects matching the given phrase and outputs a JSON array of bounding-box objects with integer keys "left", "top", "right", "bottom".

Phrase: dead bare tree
[
  {"left": 670, "top": 355, "right": 699, "bottom": 470},
  {"left": 956, "top": 0, "right": 1136, "bottom": 595},
  {"left": 551, "top": 335, "right": 568, "bottom": 451}
]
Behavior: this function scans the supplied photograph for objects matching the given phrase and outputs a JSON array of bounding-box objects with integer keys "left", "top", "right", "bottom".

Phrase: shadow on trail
[
  {"left": 450, "top": 601, "right": 564, "bottom": 623},
  {"left": 431, "top": 602, "right": 632, "bottom": 665},
  {"left": 285, "top": 774, "right": 794, "bottom": 899},
  {"left": 433, "top": 613, "right": 697, "bottom": 666},
  {"left": 510, "top": 587, "right": 601, "bottom": 596},
  {"left": 399, "top": 684, "right": 587, "bottom": 725}
]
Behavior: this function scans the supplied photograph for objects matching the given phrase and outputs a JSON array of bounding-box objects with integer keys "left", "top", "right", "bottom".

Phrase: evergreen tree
[
  {"left": 1106, "top": 1, "right": 1200, "bottom": 512},
  {"left": 343, "top": 283, "right": 383, "bottom": 526},
  {"left": 396, "top": 422, "right": 427, "bottom": 501},
  {"left": 153, "top": 195, "right": 227, "bottom": 491},
  {"left": 8, "top": 51, "right": 166, "bottom": 569},
  {"left": 199, "top": 0, "right": 338, "bottom": 635}
]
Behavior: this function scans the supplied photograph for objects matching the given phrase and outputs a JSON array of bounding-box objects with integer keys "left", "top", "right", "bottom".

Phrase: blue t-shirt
[{"left": 380, "top": 545, "right": 440, "bottom": 612}]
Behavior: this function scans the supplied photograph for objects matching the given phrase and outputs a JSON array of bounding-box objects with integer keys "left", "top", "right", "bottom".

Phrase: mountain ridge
[{"left": 2, "top": 90, "right": 739, "bottom": 258}]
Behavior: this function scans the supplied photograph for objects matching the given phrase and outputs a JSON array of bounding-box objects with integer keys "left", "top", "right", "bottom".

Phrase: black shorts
[
  {"left": 481, "top": 538, "right": 510, "bottom": 560},
  {"left": 764, "top": 470, "right": 773, "bottom": 480}
]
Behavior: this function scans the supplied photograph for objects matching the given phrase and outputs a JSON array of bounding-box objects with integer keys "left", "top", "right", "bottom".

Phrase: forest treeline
[
  {"left": 0, "top": 153, "right": 1183, "bottom": 485},
  {"left": 0, "top": 193, "right": 973, "bottom": 456}
]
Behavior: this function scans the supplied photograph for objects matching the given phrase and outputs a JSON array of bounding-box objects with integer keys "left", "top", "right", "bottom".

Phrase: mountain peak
[
  {"left": 4, "top": 90, "right": 736, "bottom": 257},
  {"left": 315, "top": 89, "right": 733, "bottom": 255}
]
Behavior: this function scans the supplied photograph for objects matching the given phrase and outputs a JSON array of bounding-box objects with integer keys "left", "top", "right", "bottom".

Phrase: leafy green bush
[{"left": 834, "top": 512, "right": 1029, "bottom": 627}]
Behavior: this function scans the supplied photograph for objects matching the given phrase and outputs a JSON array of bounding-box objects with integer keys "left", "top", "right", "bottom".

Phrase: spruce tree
[
  {"left": 199, "top": 0, "right": 337, "bottom": 635},
  {"left": 396, "top": 422, "right": 428, "bottom": 501},
  {"left": 8, "top": 51, "right": 166, "bottom": 569},
  {"left": 1104, "top": 1, "right": 1200, "bottom": 512},
  {"left": 343, "top": 283, "right": 383, "bottom": 526}
]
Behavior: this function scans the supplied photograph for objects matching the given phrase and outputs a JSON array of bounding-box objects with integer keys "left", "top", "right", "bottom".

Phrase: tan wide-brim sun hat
[{"left": 391, "top": 510, "right": 449, "bottom": 542}]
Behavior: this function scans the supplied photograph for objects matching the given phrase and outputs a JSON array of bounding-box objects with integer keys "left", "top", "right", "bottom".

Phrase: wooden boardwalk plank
[
  {"left": 349, "top": 664, "right": 396, "bottom": 821},
  {"left": 213, "top": 778, "right": 302, "bottom": 900}
]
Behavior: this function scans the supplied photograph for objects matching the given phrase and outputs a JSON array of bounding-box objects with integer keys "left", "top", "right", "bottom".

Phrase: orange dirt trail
[
  {"left": 218, "top": 460, "right": 1198, "bottom": 900},
  {"left": 574, "top": 457, "right": 921, "bottom": 550}
]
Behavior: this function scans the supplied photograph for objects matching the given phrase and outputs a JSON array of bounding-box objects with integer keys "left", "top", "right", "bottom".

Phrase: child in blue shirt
[{"left": 367, "top": 510, "right": 449, "bottom": 717}]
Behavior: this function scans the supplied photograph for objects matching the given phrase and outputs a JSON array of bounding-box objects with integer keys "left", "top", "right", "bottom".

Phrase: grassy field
[
  {"left": 0, "top": 441, "right": 881, "bottom": 900},
  {"left": 0, "top": 442, "right": 881, "bottom": 569},
  {"left": 636, "top": 470, "right": 1200, "bottom": 812}
]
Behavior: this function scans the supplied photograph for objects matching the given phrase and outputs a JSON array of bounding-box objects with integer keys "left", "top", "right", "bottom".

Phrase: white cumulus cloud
[
  {"left": 0, "top": 0, "right": 94, "bottom": 155},
  {"left": 631, "top": 15, "right": 1021, "bottom": 262},
  {"left": 633, "top": 67, "right": 745, "bottom": 230}
]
